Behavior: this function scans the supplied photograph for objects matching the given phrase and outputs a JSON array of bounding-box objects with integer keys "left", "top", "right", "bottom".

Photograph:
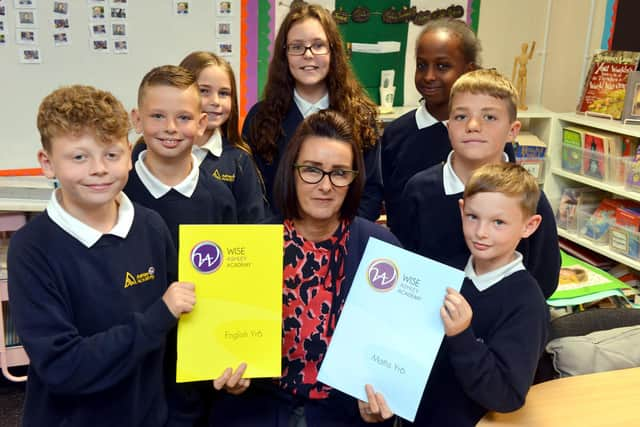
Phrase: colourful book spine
[{"left": 562, "top": 127, "right": 583, "bottom": 173}]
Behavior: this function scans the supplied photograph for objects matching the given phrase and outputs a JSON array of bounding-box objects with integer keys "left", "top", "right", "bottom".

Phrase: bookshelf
[{"left": 544, "top": 112, "right": 640, "bottom": 273}]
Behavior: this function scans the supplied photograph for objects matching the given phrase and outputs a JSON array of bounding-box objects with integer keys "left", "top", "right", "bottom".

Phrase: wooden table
[{"left": 477, "top": 367, "right": 640, "bottom": 426}]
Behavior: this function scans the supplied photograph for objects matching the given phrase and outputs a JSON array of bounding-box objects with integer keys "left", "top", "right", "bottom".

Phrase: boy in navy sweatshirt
[
  {"left": 125, "top": 65, "right": 241, "bottom": 426},
  {"left": 125, "top": 65, "right": 237, "bottom": 249},
  {"left": 410, "top": 163, "right": 549, "bottom": 426},
  {"left": 398, "top": 69, "right": 560, "bottom": 299},
  {"left": 8, "top": 85, "right": 196, "bottom": 427}
]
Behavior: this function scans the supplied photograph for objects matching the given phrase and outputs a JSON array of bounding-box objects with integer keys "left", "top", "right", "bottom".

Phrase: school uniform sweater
[
  {"left": 408, "top": 266, "right": 548, "bottom": 426},
  {"left": 132, "top": 139, "right": 265, "bottom": 223},
  {"left": 243, "top": 102, "right": 384, "bottom": 221},
  {"left": 8, "top": 205, "right": 177, "bottom": 427},
  {"left": 123, "top": 164, "right": 237, "bottom": 248},
  {"left": 198, "top": 138, "right": 265, "bottom": 223},
  {"left": 381, "top": 109, "right": 450, "bottom": 234},
  {"left": 380, "top": 107, "right": 516, "bottom": 234},
  {"left": 398, "top": 163, "right": 560, "bottom": 299},
  {"left": 208, "top": 216, "right": 400, "bottom": 427}
]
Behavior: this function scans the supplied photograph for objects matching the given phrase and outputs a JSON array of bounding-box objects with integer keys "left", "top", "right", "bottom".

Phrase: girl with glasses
[
  {"left": 209, "top": 111, "right": 399, "bottom": 427},
  {"left": 242, "top": 3, "right": 383, "bottom": 222}
]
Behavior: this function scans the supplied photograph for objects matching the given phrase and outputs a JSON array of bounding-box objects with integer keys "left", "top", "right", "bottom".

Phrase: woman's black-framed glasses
[
  {"left": 286, "top": 41, "right": 330, "bottom": 56},
  {"left": 293, "top": 164, "right": 358, "bottom": 187}
]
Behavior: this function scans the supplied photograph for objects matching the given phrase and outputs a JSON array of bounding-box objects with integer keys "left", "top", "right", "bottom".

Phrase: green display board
[{"left": 335, "top": 0, "right": 410, "bottom": 106}]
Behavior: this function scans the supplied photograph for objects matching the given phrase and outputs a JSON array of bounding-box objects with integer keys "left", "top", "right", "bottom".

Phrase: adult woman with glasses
[
  {"left": 242, "top": 3, "right": 383, "bottom": 222},
  {"left": 209, "top": 111, "right": 399, "bottom": 427}
]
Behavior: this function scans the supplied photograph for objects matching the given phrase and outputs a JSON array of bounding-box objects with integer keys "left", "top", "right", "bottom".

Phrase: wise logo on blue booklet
[{"left": 367, "top": 259, "right": 399, "bottom": 292}]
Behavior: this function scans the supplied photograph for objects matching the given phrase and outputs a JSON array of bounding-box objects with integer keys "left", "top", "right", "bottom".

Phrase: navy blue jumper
[
  {"left": 8, "top": 206, "right": 177, "bottom": 427},
  {"left": 132, "top": 140, "right": 264, "bottom": 224},
  {"left": 397, "top": 163, "right": 560, "bottom": 299},
  {"left": 123, "top": 166, "right": 237, "bottom": 249},
  {"left": 408, "top": 270, "right": 549, "bottom": 426},
  {"left": 380, "top": 108, "right": 515, "bottom": 235}
]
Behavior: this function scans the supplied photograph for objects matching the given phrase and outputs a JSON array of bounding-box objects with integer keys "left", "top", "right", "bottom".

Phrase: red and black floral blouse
[{"left": 280, "top": 219, "right": 350, "bottom": 399}]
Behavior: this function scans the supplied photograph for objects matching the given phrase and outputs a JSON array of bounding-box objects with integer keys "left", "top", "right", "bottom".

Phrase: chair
[{"left": 534, "top": 307, "right": 640, "bottom": 383}]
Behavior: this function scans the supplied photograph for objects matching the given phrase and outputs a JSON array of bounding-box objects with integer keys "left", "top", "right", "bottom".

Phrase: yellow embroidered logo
[
  {"left": 123, "top": 267, "right": 156, "bottom": 288},
  {"left": 212, "top": 169, "right": 236, "bottom": 182},
  {"left": 124, "top": 272, "right": 137, "bottom": 288}
]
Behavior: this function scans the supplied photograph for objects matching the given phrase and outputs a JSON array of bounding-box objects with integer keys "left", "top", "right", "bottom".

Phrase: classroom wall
[
  {"left": 478, "top": 0, "right": 607, "bottom": 113},
  {"left": 0, "top": 1, "right": 241, "bottom": 170},
  {"left": 0, "top": 0, "right": 611, "bottom": 171}
]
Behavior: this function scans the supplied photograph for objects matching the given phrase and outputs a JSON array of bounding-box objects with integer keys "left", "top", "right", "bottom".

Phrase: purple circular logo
[
  {"left": 367, "top": 258, "right": 399, "bottom": 292},
  {"left": 191, "top": 241, "right": 223, "bottom": 274}
]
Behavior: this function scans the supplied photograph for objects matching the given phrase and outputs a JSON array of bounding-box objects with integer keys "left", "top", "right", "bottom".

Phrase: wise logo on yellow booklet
[{"left": 176, "top": 224, "right": 283, "bottom": 382}]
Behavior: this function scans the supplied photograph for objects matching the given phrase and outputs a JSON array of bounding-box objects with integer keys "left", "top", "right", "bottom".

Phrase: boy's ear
[
  {"left": 521, "top": 213, "right": 542, "bottom": 238},
  {"left": 38, "top": 149, "right": 55, "bottom": 179},
  {"left": 130, "top": 108, "right": 143, "bottom": 133},
  {"left": 196, "top": 112, "right": 208, "bottom": 137},
  {"left": 508, "top": 119, "right": 522, "bottom": 142},
  {"left": 458, "top": 198, "right": 465, "bottom": 215}
]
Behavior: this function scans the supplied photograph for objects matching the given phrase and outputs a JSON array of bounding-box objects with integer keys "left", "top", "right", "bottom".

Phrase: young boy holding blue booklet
[{"left": 410, "top": 162, "right": 549, "bottom": 426}]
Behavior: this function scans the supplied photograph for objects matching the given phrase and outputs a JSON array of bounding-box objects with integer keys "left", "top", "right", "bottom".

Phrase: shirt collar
[
  {"left": 443, "top": 151, "right": 466, "bottom": 195},
  {"left": 46, "top": 189, "right": 135, "bottom": 248},
  {"left": 293, "top": 89, "right": 330, "bottom": 118},
  {"left": 442, "top": 151, "right": 510, "bottom": 195},
  {"left": 414, "top": 101, "right": 441, "bottom": 130},
  {"left": 193, "top": 128, "right": 223, "bottom": 166},
  {"left": 464, "top": 251, "right": 525, "bottom": 292},
  {"left": 134, "top": 150, "right": 200, "bottom": 198}
]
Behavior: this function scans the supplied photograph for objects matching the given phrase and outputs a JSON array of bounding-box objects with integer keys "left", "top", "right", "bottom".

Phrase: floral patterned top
[{"left": 280, "top": 219, "right": 350, "bottom": 399}]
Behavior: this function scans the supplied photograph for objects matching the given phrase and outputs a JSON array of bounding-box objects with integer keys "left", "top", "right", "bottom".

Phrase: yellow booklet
[{"left": 176, "top": 224, "right": 283, "bottom": 382}]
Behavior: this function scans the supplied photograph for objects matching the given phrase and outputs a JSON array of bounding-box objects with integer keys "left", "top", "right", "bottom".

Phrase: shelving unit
[
  {"left": 0, "top": 213, "right": 29, "bottom": 382},
  {"left": 0, "top": 177, "right": 52, "bottom": 382},
  {"left": 544, "top": 112, "right": 640, "bottom": 271}
]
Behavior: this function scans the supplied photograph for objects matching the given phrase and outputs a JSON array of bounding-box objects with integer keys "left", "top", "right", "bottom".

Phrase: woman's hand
[
  {"left": 358, "top": 384, "right": 394, "bottom": 423},
  {"left": 213, "top": 362, "right": 250, "bottom": 395}
]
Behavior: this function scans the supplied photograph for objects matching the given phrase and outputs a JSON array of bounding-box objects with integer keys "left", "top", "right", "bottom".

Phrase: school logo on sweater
[
  {"left": 124, "top": 266, "right": 156, "bottom": 288},
  {"left": 367, "top": 259, "right": 399, "bottom": 292},
  {"left": 212, "top": 169, "right": 236, "bottom": 183},
  {"left": 191, "top": 241, "right": 223, "bottom": 273}
]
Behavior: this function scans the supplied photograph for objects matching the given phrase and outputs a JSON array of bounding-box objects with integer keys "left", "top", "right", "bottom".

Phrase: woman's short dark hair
[{"left": 273, "top": 110, "right": 365, "bottom": 221}]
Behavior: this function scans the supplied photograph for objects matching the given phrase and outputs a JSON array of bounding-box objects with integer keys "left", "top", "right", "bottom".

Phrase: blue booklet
[{"left": 317, "top": 237, "right": 465, "bottom": 422}]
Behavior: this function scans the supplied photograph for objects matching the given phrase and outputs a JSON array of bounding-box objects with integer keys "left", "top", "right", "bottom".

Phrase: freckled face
[
  {"left": 448, "top": 92, "right": 520, "bottom": 165},
  {"left": 38, "top": 133, "right": 131, "bottom": 221}
]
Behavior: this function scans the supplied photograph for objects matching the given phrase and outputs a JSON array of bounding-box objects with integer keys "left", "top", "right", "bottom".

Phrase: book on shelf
[
  {"left": 581, "top": 198, "right": 638, "bottom": 240},
  {"left": 577, "top": 50, "right": 640, "bottom": 119},
  {"left": 582, "top": 131, "right": 608, "bottom": 180},
  {"left": 555, "top": 186, "right": 606, "bottom": 231},
  {"left": 547, "top": 251, "right": 633, "bottom": 307},
  {"left": 514, "top": 132, "right": 546, "bottom": 158},
  {"left": 561, "top": 126, "right": 584, "bottom": 174},
  {"left": 626, "top": 145, "right": 640, "bottom": 193},
  {"left": 558, "top": 237, "right": 615, "bottom": 269},
  {"left": 514, "top": 132, "right": 547, "bottom": 180}
]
